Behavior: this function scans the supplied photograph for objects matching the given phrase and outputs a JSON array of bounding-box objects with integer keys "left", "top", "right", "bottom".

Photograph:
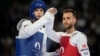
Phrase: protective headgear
[{"left": 29, "top": 0, "right": 46, "bottom": 19}]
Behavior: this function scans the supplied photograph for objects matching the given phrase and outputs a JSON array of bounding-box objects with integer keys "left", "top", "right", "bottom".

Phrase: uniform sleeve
[
  {"left": 45, "top": 15, "right": 62, "bottom": 43},
  {"left": 45, "top": 30, "right": 62, "bottom": 43},
  {"left": 77, "top": 34, "right": 90, "bottom": 56},
  {"left": 17, "top": 12, "right": 53, "bottom": 39}
]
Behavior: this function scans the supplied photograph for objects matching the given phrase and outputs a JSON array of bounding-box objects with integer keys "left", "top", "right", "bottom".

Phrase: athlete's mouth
[{"left": 37, "top": 15, "right": 42, "bottom": 18}]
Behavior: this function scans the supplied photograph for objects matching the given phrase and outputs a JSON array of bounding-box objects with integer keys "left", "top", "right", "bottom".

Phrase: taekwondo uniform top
[
  {"left": 16, "top": 11, "right": 59, "bottom": 56},
  {"left": 45, "top": 14, "right": 90, "bottom": 56}
]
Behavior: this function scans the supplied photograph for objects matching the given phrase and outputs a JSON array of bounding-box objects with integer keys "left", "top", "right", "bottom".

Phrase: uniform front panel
[{"left": 16, "top": 32, "right": 44, "bottom": 56}]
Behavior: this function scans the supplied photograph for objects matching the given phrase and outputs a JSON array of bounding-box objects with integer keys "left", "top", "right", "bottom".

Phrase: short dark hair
[{"left": 63, "top": 9, "right": 76, "bottom": 17}]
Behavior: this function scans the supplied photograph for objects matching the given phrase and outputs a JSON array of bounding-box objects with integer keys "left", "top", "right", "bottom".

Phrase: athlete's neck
[{"left": 66, "top": 27, "right": 76, "bottom": 34}]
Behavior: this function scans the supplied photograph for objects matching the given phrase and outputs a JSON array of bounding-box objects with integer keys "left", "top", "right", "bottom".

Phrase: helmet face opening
[
  {"left": 29, "top": 0, "right": 46, "bottom": 19},
  {"left": 33, "top": 8, "right": 45, "bottom": 20}
]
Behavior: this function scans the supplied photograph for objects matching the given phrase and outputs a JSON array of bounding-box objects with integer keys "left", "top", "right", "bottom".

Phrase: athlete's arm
[
  {"left": 45, "top": 8, "right": 62, "bottom": 43},
  {"left": 16, "top": 8, "right": 55, "bottom": 39},
  {"left": 77, "top": 34, "right": 90, "bottom": 56}
]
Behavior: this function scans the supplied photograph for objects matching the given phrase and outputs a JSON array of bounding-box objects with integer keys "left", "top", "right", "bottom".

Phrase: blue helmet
[{"left": 29, "top": 0, "right": 46, "bottom": 19}]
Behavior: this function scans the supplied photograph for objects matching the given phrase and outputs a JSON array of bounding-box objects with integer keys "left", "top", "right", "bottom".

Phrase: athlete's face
[
  {"left": 62, "top": 12, "right": 76, "bottom": 29},
  {"left": 33, "top": 8, "right": 44, "bottom": 19}
]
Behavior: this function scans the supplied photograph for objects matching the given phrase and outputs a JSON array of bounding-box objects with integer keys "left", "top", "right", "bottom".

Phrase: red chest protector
[{"left": 59, "top": 36, "right": 80, "bottom": 56}]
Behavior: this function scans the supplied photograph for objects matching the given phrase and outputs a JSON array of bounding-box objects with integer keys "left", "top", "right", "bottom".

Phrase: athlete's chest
[
  {"left": 60, "top": 33, "right": 78, "bottom": 48},
  {"left": 59, "top": 34, "right": 79, "bottom": 56}
]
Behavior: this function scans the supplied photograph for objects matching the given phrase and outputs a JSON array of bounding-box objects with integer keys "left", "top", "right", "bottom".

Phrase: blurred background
[{"left": 0, "top": 0, "right": 100, "bottom": 56}]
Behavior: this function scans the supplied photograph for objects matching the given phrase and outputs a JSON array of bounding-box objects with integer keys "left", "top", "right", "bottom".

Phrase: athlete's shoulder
[
  {"left": 72, "top": 31, "right": 87, "bottom": 40},
  {"left": 75, "top": 31, "right": 86, "bottom": 36},
  {"left": 17, "top": 18, "right": 32, "bottom": 31}
]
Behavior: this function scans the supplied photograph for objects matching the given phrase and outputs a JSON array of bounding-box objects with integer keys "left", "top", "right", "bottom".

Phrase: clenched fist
[
  {"left": 43, "top": 7, "right": 57, "bottom": 21},
  {"left": 46, "top": 7, "right": 57, "bottom": 15},
  {"left": 48, "top": 7, "right": 57, "bottom": 15}
]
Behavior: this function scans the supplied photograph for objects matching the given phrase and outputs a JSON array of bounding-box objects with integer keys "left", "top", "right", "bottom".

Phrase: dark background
[{"left": 0, "top": 0, "right": 100, "bottom": 56}]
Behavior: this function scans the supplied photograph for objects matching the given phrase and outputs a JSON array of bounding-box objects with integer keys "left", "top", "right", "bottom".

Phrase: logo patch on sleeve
[
  {"left": 81, "top": 48, "right": 89, "bottom": 51},
  {"left": 83, "top": 52, "right": 89, "bottom": 55},
  {"left": 82, "top": 44, "right": 87, "bottom": 48}
]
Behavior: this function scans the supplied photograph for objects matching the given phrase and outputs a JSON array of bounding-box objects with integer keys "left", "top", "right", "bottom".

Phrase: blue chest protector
[{"left": 16, "top": 32, "right": 43, "bottom": 56}]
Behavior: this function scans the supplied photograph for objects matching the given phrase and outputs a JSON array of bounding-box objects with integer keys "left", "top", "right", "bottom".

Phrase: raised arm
[
  {"left": 16, "top": 8, "right": 55, "bottom": 39},
  {"left": 45, "top": 8, "right": 62, "bottom": 43}
]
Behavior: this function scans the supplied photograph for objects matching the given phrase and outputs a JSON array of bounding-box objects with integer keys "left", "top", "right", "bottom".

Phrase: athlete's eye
[
  {"left": 63, "top": 17, "right": 65, "bottom": 20},
  {"left": 66, "top": 17, "right": 70, "bottom": 19},
  {"left": 34, "top": 9, "right": 38, "bottom": 12},
  {"left": 40, "top": 9, "right": 44, "bottom": 12}
]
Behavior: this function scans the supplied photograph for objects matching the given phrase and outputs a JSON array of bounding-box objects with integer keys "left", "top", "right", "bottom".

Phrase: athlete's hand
[
  {"left": 44, "top": 7, "right": 57, "bottom": 21},
  {"left": 45, "top": 7, "right": 57, "bottom": 16},
  {"left": 48, "top": 7, "right": 57, "bottom": 15}
]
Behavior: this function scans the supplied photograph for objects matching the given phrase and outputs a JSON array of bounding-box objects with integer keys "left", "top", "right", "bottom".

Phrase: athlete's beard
[{"left": 64, "top": 24, "right": 73, "bottom": 30}]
